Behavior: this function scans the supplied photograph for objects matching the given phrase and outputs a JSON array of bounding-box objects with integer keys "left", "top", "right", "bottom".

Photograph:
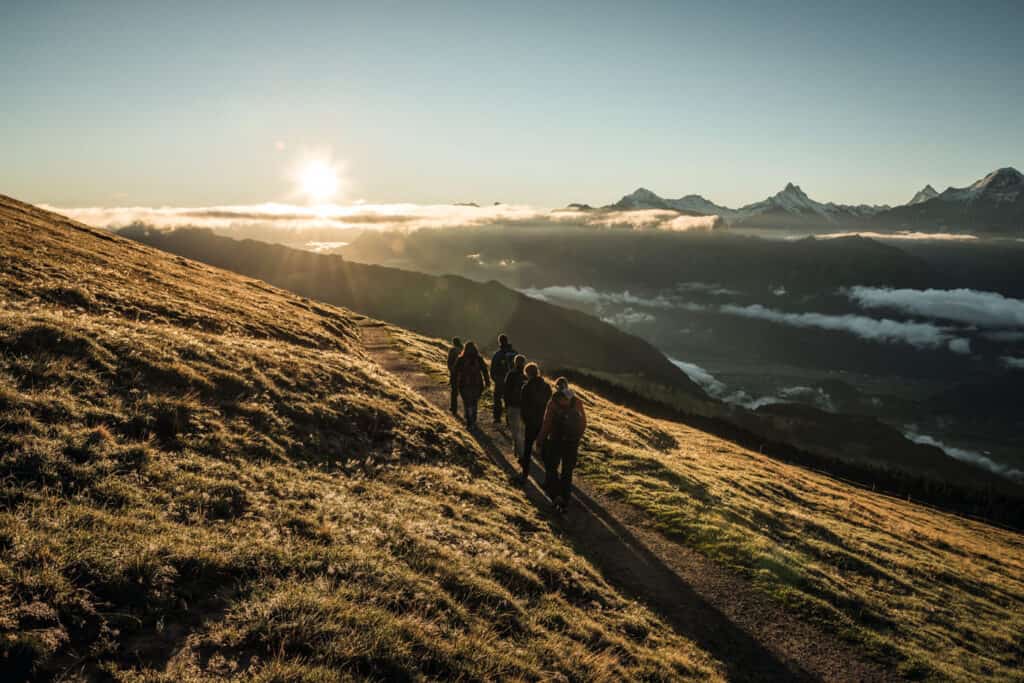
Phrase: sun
[{"left": 297, "top": 160, "right": 340, "bottom": 203}]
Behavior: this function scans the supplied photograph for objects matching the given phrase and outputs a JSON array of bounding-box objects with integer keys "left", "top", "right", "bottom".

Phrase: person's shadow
[{"left": 465, "top": 424, "right": 817, "bottom": 682}]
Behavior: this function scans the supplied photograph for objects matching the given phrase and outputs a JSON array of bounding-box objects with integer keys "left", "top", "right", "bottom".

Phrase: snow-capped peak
[
  {"left": 940, "top": 167, "right": 1023, "bottom": 204},
  {"left": 609, "top": 188, "right": 734, "bottom": 215},
  {"left": 610, "top": 188, "right": 669, "bottom": 210},
  {"left": 767, "top": 182, "right": 818, "bottom": 212},
  {"left": 908, "top": 184, "right": 938, "bottom": 205},
  {"left": 971, "top": 167, "right": 1023, "bottom": 192}
]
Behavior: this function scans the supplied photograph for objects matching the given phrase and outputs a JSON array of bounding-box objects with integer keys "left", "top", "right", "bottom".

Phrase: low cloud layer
[
  {"left": 525, "top": 285, "right": 975, "bottom": 354},
  {"left": 720, "top": 304, "right": 971, "bottom": 353},
  {"left": 49, "top": 202, "right": 721, "bottom": 235},
  {"left": 668, "top": 359, "right": 781, "bottom": 410},
  {"left": 602, "top": 309, "right": 656, "bottom": 327},
  {"left": 812, "top": 231, "right": 977, "bottom": 241},
  {"left": 905, "top": 432, "right": 1024, "bottom": 481},
  {"left": 848, "top": 286, "right": 1024, "bottom": 329},
  {"left": 519, "top": 286, "right": 677, "bottom": 310}
]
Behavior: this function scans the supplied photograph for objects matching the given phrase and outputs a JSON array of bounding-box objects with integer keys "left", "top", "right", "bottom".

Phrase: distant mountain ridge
[
  {"left": 120, "top": 225, "right": 707, "bottom": 397},
  {"left": 603, "top": 166, "right": 1023, "bottom": 233}
]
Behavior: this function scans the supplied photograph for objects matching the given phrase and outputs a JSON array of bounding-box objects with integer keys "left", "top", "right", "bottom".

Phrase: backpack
[
  {"left": 460, "top": 354, "right": 484, "bottom": 390},
  {"left": 491, "top": 348, "right": 515, "bottom": 382},
  {"left": 550, "top": 398, "right": 583, "bottom": 442}
]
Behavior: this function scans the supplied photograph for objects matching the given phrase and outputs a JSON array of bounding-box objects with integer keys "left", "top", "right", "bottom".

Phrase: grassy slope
[
  {"left": 0, "top": 195, "right": 722, "bottom": 680},
  {"left": 392, "top": 327, "right": 1024, "bottom": 682}
]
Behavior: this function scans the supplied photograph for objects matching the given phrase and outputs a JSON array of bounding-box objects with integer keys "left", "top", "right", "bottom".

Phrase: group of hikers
[{"left": 447, "top": 334, "right": 587, "bottom": 513}]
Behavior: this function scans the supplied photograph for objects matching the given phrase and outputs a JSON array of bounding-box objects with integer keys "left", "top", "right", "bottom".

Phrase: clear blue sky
[{"left": 2, "top": 0, "right": 1022, "bottom": 208}]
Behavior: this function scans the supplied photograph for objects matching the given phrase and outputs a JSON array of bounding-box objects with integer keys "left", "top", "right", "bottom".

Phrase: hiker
[
  {"left": 452, "top": 341, "right": 489, "bottom": 428},
  {"left": 503, "top": 354, "right": 528, "bottom": 479},
  {"left": 536, "top": 377, "right": 587, "bottom": 513},
  {"left": 519, "top": 362, "right": 551, "bottom": 482},
  {"left": 446, "top": 337, "right": 463, "bottom": 415},
  {"left": 490, "top": 334, "right": 517, "bottom": 423}
]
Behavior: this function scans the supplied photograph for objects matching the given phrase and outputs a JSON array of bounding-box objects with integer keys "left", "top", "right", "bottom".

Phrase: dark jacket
[
  {"left": 520, "top": 376, "right": 552, "bottom": 427},
  {"left": 453, "top": 352, "right": 489, "bottom": 398},
  {"left": 446, "top": 344, "right": 462, "bottom": 383},
  {"left": 490, "top": 344, "right": 517, "bottom": 383},
  {"left": 503, "top": 369, "right": 526, "bottom": 408}
]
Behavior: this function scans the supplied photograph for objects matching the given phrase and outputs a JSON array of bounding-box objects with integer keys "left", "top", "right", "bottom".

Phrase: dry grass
[
  {"left": 393, "top": 325, "right": 1024, "bottom": 682},
  {"left": 0, "top": 196, "right": 721, "bottom": 680}
]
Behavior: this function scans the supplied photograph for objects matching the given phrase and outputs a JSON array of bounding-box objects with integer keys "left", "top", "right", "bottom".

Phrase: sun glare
[{"left": 298, "top": 160, "right": 340, "bottom": 203}]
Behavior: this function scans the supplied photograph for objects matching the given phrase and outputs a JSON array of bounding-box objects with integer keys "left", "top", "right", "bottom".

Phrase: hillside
[
  {"left": 4, "top": 195, "right": 1023, "bottom": 682},
  {"left": 0, "top": 195, "right": 721, "bottom": 680},
  {"left": 117, "top": 225, "right": 706, "bottom": 398},
  {"left": 386, "top": 326, "right": 1024, "bottom": 682}
]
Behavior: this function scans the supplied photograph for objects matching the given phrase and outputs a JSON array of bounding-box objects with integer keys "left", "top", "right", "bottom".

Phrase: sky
[{"left": 2, "top": 0, "right": 1022, "bottom": 210}]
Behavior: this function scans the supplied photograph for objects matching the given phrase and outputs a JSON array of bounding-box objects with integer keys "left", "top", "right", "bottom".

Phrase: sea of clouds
[{"left": 48, "top": 202, "right": 722, "bottom": 234}]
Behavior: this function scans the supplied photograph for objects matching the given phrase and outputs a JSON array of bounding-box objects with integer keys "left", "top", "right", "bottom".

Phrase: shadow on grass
[{"left": 464, "top": 422, "right": 816, "bottom": 683}]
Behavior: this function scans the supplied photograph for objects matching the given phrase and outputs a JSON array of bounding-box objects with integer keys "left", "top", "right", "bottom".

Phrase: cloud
[
  {"left": 947, "top": 338, "right": 971, "bottom": 354},
  {"left": 525, "top": 285, "right": 975, "bottom": 354},
  {"left": 602, "top": 309, "right": 656, "bottom": 326},
  {"left": 1002, "top": 356, "right": 1024, "bottom": 369},
  {"left": 663, "top": 214, "right": 722, "bottom": 232},
  {"left": 668, "top": 358, "right": 781, "bottom": 409},
  {"left": 519, "top": 286, "right": 676, "bottom": 310},
  {"left": 49, "top": 202, "right": 723, "bottom": 236},
  {"left": 847, "top": 287, "right": 1024, "bottom": 328},
  {"left": 904, "top": 431, "right": 1024, "bottom": 481},
  {"left": 719, "top": 304, "right": 970, "bottom": 352},
  {"left": 778, "top": 385, "right": 835, "bottom": 412},
  {"left": 47, "top": 202, "right": 548, "bottom": 233},
  {"left": 304, "top": 241, "right": 349, "bottom": 253},
  {"left": 669, "top": 359, "right": 726, "bottom": 396},
  {"left": 812, "top": 231, "right": 977, "bottom": 241}
]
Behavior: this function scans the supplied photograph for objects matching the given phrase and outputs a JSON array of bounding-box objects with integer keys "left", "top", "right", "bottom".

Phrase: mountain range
[{"left": 604, "top": 167, "right": 1024, "bottom": 233}]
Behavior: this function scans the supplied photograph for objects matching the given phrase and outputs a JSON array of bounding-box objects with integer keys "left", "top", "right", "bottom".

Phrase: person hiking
[
  {"left": 536, "top": 377, "right": 587, "bottom": 513},
  {"left": 446, "top": 337, "right": 463, "bottom": 415},
  {"left": 452, "top": 341, "right": 489, "bottom": 429},
  {"left": 503, "top": 354, "right": 528, "bottom": 481},
  {"left": 490, "top": 334, "right": 517, "bottom": 423},
  {"left": 519, "top": 362, "right": 551, "bottom": 483}
]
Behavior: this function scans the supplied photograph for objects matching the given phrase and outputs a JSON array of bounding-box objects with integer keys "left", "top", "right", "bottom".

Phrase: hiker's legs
[
  {"left": 522, "top": 422, "right": 540, "bottom": 476},
  {"left": 492, "top": 382, "right": 504, "bottom": 422},
  {"left": 559, "top": 441, "right": 580, "bottom": 506},
  {"left": 508, "top": 406, "right": 525, "bottom": 467},
  {"left": 449, "top": 382, "right": 458, "bottom": 414},
  {"left": 463, "top": 394, "right": 478, "bottom": 427},
  {"left": 542, "top": 441, "right": 561, "bottom": 498}
]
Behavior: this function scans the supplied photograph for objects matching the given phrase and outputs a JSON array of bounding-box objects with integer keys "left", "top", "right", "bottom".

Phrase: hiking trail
[{"left": 358, "top": 319, "right": 901, "bottom": 683}]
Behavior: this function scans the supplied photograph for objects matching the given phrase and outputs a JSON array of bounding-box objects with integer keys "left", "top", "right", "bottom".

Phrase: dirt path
[{"left": 358, "top": 320, "right": 901, "bottom": 683}]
